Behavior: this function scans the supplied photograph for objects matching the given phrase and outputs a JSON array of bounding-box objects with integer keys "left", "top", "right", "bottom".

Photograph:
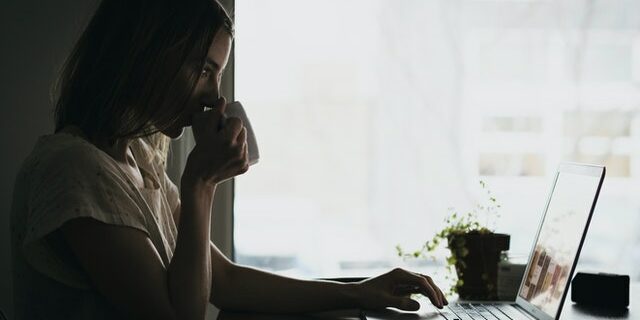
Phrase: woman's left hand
[{"left": 355, "top": 268, "right": 448, "bottom": 311}]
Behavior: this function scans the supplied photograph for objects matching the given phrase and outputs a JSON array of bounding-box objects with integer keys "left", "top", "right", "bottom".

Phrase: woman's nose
[{"left": 202, "top": 88, "right": 220, "bottom": 104}]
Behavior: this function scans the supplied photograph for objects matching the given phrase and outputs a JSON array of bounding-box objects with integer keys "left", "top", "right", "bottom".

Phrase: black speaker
[{"left": 571, "top": 272, "right": 629, "bottom": 308}]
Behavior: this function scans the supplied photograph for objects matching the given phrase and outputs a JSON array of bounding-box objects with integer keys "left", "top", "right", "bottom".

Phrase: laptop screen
[{"left": 518, "top": 170, "right": 602, "bottom": 317}]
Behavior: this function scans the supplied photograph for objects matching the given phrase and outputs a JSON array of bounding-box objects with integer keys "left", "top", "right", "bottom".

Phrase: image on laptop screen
[{"left": 518, "top": 171, "right": 601, "bottom": 316}]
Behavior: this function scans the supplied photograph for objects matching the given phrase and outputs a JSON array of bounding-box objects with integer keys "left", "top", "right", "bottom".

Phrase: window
[{"left": 233, "top": 0, "right": 640, "bottom": 280}]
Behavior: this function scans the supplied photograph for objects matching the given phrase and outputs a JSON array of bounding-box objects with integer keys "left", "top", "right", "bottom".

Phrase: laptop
[{"left": 369, "top": 163, "right": 606, "bottom": 320}]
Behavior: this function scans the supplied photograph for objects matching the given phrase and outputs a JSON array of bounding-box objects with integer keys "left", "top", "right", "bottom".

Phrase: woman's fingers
[
  {"left": 236, "top": 127, "right": 248, "bottom": 149},
  {"left": 358, "top": 269, "right": 448, "bottom": 313},
  {"left": 214, "top": 96, "right": 227, "bottom": 116},
  {"left": 231, "top": 127, "right": 248, "bottom": 165},
  {"left": 222, "top": 117, "right": 244, "bottom": 141},
  {"left": 392, "top": 284, "right": 420, "bottom": 296},
  {"left": 187, "top": 95, "right": 252, "bottom": 184},
  {"left": 388, "top": 295, "right": 420, "bottom": 311},
  {"left": 422, "top": 273, "right": 448, "bottom": 305},
  {"left": 219, "top": 128, "right": 249, "bottom": 177},
  {"left": 390, "top": 269, "right": 443, "bottom": 308},
  {"left": 192, "top": 97, "right": 228, "bottom": 144},
  {"left": 241, "top": 133, "right": 249, "bottom": 167}
]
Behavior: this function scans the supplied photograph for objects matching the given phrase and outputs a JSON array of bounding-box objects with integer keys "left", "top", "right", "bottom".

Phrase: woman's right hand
[{"left": 182, "top": 97, "right": 249, "bottom": 188}]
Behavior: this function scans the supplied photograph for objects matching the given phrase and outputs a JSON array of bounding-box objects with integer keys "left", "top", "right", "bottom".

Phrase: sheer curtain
[{"left": 233, "top": 0, "right": 640, "bottom": 280}]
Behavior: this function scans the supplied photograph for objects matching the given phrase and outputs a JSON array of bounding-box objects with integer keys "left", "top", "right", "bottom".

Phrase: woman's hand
[
  {"left": 183, "top": 97, "right": 249, "bottom": 188},
  {"left": 355, "top": 268, "right": 448, "bottom": 311}
]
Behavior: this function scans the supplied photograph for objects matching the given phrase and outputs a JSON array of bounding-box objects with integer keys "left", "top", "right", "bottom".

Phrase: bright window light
[{"left": 234, "top": 0, "right": 640, "bottom": 280}]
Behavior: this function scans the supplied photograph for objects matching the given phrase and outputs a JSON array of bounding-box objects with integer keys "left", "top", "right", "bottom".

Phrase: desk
[
  {"left": 213, "top": 309, "right": 364, "bottom": 320},
  {"left": 211, "top": 282, "right": 637, "bottom": 320}
]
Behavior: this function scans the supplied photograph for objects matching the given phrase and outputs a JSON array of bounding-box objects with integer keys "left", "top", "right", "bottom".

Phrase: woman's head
[{"left": 54, "top": 0, "right": 234, "bottom": 145}]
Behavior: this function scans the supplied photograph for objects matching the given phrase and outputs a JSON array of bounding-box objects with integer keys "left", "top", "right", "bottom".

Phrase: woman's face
[{"left": 161, "top": 30, "right": 233, "bottom": 139}]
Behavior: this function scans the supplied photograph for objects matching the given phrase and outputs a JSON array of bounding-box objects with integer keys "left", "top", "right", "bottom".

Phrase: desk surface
[{"left": 212, "top": 282, "right": 636, "bottom": 320}]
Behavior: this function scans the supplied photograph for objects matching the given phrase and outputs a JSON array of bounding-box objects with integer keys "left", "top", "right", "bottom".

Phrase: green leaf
[{"left": 395, "top": 245, "right": 404, "bottom": 257}]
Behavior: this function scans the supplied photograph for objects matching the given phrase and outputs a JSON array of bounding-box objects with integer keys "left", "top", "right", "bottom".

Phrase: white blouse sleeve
[{"left": 21, "top": 143, "right": 149, "bottom": 288}]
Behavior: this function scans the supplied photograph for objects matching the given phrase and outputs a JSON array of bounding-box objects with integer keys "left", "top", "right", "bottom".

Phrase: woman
[{"left": 10, "top": 0, "right": 447, "bottom": 319}]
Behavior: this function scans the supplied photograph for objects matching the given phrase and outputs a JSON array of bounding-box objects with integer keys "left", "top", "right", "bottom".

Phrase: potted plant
[{"left": 396, "top": 181, "right": 509, "bottom": 300}]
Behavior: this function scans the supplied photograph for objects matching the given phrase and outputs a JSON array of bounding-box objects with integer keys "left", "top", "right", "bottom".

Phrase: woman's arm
[
  {"left": 62, "top": 183, "right": 214, "bottom": 319},
  {"left": 170, "top": 190, "right": 445, "bottom": 313},
  {"left": 207, "top": 240, "right": 446, "bottom": 314},
  {"left": 167, "top": 183, "right": 215, "bottom": 319},
  {"left": 210, "top": 257, "right": 357, "bottom": 313}
]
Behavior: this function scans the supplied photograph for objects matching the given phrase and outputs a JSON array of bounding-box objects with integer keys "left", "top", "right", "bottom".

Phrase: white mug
[{"left": 225, "top": 101, "right": 259, "bottom": 166}]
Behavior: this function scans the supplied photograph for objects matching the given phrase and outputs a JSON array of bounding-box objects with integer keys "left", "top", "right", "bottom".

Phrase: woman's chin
[{"left": 162, "top": 126, "right": 185, "bottom": 140}]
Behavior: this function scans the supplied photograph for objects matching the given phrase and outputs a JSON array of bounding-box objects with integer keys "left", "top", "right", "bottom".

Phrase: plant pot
[{"left": 447, "top": 232, "right": 510, "bottom": 300}]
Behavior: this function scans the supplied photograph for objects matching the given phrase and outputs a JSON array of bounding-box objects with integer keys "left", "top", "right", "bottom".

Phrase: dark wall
[{"left": 0, "top": 0, "right": 100, "bottom": 317}]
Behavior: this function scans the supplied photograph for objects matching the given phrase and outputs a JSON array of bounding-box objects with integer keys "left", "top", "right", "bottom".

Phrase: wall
[{"left": 0, "top": 0, "right": 105, "bottom": 317}]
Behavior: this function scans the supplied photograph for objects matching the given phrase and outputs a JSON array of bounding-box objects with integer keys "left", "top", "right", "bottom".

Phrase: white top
[{"left": 11, "top": 133, "right": 180, "bottom": 319}]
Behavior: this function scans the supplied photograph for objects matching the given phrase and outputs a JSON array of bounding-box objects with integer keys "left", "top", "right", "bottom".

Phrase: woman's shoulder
[
  {"left": 33, "top": 132, "right": 105, "bottom": 160},
  {"left": 21, "top": 132, "right": 115, "bottom": 180}
]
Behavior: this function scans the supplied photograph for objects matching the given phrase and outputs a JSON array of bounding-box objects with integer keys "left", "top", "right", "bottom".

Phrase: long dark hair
[{"left": 53, "top": 0, "right": 233, "bottom": 152}]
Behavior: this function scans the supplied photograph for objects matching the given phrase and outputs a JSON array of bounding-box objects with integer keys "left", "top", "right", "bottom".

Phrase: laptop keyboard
[{"left": 439, "top": 303, "right": 529, "bottom": 320}]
